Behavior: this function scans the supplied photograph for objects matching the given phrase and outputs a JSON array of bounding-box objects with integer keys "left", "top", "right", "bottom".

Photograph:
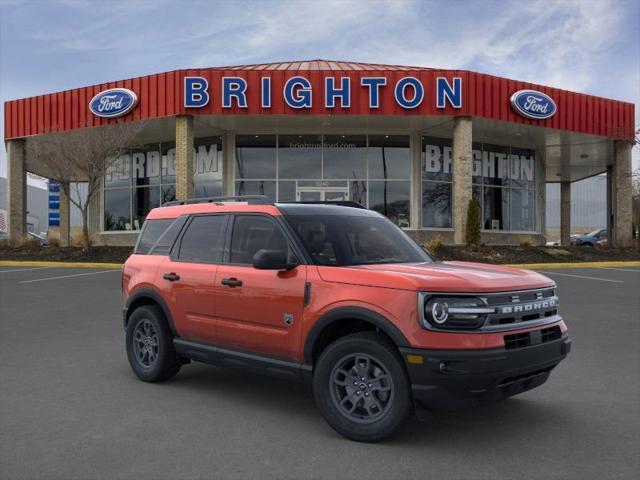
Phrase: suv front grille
[
  {"left": 504, "top": 326, "right": 562, "bottom": 350},
  {"left": 484, "top": 287, "right": 558, "bottom": 328}
]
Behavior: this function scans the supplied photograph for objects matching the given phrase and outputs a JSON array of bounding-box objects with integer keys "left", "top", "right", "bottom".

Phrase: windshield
[
  {"left": 285, "top": 214, "right": 431, "bottom": 266},
  {"left": 587, "top": 229, "right": 603, "bottom": 237}
]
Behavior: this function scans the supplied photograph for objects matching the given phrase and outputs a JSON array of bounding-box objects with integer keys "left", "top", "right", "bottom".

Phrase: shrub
[
  {"left": 425, "top": 234, "right": 444, "bottom": 254},
  {"left": 519, "top": 240, "right": 532, "bottom": 247},
  {"left": 465, "top": 199, "right": 481, "bottom": 246}
]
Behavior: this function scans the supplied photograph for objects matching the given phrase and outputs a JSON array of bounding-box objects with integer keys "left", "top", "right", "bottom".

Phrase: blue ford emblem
[
  {"left": 510, "top": 89, "right": 556, "bottom": 120},
  {"left": 89, "top": 88, "right": 138, "bottom": 118}
]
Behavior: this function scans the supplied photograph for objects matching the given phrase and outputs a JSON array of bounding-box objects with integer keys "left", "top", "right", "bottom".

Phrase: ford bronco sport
[{"left": 122, "top": 196, "right": 570, "bottom": 442}]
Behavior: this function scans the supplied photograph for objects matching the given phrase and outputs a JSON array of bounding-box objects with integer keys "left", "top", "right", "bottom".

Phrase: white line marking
[
  {"left": 599, "top": 267, "right": 640, "bottom": 273},
  {"left": 541, "top": 271, "right": 624, "bottom": 283},
  {"left": 0, "top": 266, "right": 56, "bottom": 273},
  {"left": 18, "top": 269, "right": 120, "bottom": 284}
]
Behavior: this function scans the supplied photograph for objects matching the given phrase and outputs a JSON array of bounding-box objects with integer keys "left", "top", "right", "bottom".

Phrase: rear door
[
  {"left": 158, "top": 214, "right": 228, "bottom": 344},
  {"left": 214, "top": 214, "right": 307, "bottom": 360}
]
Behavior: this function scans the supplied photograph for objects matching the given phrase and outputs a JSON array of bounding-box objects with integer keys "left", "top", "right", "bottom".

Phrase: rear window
[{"left": 135, "top": 219, "right": 174, "bottom": 254}]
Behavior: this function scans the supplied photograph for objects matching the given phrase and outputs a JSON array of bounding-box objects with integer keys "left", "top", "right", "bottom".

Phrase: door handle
[
  {"left": 221, "top": 277, "right": 243, "bottom": 287},
  {"left": 162, "top": 272, "right": 180, "bottom": 282}
]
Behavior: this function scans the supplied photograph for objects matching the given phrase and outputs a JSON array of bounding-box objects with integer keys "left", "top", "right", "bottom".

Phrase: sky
[{"left": 0, "top": 0, "right": 638, "bottom": 182}]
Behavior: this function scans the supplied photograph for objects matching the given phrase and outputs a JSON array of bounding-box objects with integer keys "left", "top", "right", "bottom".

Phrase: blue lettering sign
[
  {"left": 360, "top": 77, "right": 387, "bottom": 108},
  {"left": 261, "top": 77, "right": 271, "bottom": 108},
  {"left": 394, "top": 77, "right": 424, "bottom": 109},
  {"left": 222, "top": 77, "right": 248, "bottom": 108},
  {"left": 283, "top": 76, "right": 312, "bottom": 109},
  {"left": 325, "top": 77, "right": 351, "bottom": 108},
  {"left": 184, "top": 77, "right": 209, "bottom": 108},
  {"left": 436, "top": 77, "right": 462, "bottom": 108}
]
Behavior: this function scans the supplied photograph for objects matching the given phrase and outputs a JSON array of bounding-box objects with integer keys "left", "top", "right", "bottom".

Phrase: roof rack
[
  {"left": 279, "top": 201, "right": 367, "bottom": 209},
  {"left": 163, "top": 195, "right": 274, "bottom": 207}
]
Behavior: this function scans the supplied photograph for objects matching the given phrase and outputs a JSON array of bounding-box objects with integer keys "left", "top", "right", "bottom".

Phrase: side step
[{"left": 173, "top": 338, "right": 312, "bottom": 382}]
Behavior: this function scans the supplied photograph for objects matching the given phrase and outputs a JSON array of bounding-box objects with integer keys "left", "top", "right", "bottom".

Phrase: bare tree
[{"left": 27, "top": 121, "right": 144, "bottom": 250}]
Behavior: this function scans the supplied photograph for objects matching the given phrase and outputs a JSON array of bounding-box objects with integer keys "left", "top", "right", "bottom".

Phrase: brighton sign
[
  {"left": 183, "top": 75, "right": 463, "bottom": 110},
  {"left": 89, "top": 88, "right": 138, "bottom": 118},
  {"left": 510, "top": 89, "right": 557, "bottom": 120}
]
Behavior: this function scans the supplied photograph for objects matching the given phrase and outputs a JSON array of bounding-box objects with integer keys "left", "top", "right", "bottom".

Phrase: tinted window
[
  {"left": 135, "top": 219, "right": 173, "bottom": 254},
  {"left": 285, "top": 215, "right": 430, "bottom": 266},
  {"left": 178, "top": 215, "right": 227, "bottom": 263},
  {"left": 230, "top": 216, "right": 289, "bottom": 264},
  {"left": 148, "top": 216, "right": 188, "bottom": 255}
]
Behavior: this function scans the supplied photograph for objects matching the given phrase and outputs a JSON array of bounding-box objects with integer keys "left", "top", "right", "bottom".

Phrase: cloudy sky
[{"left": 1, "top": 0, "right": 638, "bottom": 179}]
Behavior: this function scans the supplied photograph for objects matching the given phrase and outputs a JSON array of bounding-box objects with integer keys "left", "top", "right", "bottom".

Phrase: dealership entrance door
[{"left": 295, "top": 181, "right": 350, "bottom": 202}]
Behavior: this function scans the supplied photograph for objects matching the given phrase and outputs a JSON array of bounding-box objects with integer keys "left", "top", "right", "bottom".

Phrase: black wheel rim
[
  {"left": 132, "top": 319, "right": 159, "bottom": 368},
  {"left": 329, "top": 353, "right": 394, "bottom": 424}
]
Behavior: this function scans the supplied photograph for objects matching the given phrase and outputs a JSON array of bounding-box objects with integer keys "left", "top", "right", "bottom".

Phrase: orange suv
[{"left": 122, "top": 196, "right": 570, "bottom": 442}]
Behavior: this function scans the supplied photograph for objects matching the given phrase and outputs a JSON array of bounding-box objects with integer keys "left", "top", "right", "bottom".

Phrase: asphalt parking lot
[{"left": 1, "top": 265, "right": 639, "bottom": 480}]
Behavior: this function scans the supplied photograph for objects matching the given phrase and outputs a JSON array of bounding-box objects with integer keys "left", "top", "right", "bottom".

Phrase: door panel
[
  {"left": 214, "top": 214, "right": 307, "bottom": 360},
  {"left": 156, "top": 214, "right": 227, "bottom": 344},
  {"left": 214, "top": 265, "right": 307, "bottom": 359}
]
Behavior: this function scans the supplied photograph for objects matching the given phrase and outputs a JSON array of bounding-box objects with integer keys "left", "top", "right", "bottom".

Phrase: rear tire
[
  {"left": 313, "top": 332, "right": 411, "bottom": 442},
  {"left": 126, "top": 305, "right": 181, "bottom": 382}
]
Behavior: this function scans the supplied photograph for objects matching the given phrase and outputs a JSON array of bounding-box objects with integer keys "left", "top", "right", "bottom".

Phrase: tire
[
  {"left": 126, "top": 305, "right": 181, "bottom": 382},
  {"left": 313, "top": 331, "right": 411, "bottom": 442}
]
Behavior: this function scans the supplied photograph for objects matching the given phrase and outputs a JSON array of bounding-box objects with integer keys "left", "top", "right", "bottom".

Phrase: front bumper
[{"left": 400, "top": 334, "right": 571, "bottom": 412}]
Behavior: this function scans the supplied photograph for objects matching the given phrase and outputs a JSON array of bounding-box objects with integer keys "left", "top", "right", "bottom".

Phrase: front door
[{"left": 214, "top": 214, "right": 307, "bottom": 361}]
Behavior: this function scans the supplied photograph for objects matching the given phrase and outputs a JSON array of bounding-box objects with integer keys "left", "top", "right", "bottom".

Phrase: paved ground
[{"left": 1, "top": 265, "right": 639, "bottom": 480}]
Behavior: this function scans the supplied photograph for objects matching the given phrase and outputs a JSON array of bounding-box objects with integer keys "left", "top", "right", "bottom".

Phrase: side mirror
[{"left": 252, "top": 249, "right": 298, "bottom": 271}]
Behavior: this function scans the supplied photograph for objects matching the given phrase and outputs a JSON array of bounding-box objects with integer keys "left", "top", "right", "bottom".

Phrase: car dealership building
[{"left": 3, "top": 60, "right": 635, "bottom": 246}]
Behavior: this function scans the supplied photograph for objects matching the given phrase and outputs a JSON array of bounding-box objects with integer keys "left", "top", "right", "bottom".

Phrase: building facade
[{"left": 3, "top": 60, "right": 636, "bottom": 247}]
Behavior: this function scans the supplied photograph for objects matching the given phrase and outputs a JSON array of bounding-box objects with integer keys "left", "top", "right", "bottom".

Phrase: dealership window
[
  {"left": 234, "top": 134, "right": 410, "bottom": 227},
  {"left": 422, "top": 137, "right": 453, "bottom": 228},
  {"left": 422, "top": 137, "right": 536, "bottom": 232},
  {"left": 104, "top": 136, "right": 223, "bottom": 231}
]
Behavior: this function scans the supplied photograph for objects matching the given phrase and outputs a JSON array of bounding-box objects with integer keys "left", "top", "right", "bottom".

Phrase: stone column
[
  {"left": 6, "top": 139, "right": 27, "bottom": 244},
  {"left": 222, "top": 133, "right": 235, "bottom": 196},
  {"left": 59, "top": 182, "right": 70, "bottom": 247},
  {"left": 452, "top": 117, "right": 473, "bottom": 244},
  {"left": 611, "top": 141, "right": 633, "bottom": 247},
  {"left": 409, "top": 133, "right": 422, "bottom": 230},
  {"left": 175, "top": 115, "right": 194, "bottom": 200},
  {"left": 560, "top": 181, "right": 571, "bottom": 246}
]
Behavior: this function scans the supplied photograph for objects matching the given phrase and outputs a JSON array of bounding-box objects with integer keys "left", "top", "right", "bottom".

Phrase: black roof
[{"left": 275, "top": 203, "right": 381, "bottom": 217}]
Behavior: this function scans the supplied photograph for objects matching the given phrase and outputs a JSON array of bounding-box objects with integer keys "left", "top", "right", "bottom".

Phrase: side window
[
  {"left": 149, "top": 216, "right": 188, "bottom": 255},
  {"left": 135, "top": 219, "right": 173, "bottom": 254},
  {"left": 177, "top": 215, "right": 227, "bottom": 263},
  {"left": 229, "top": 216, "right": 289, "bottom": 265}
]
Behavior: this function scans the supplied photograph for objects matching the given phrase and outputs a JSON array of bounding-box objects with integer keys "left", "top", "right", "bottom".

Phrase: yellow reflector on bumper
[{"left": 406, "top": 354, "right": 423, "bottom": 365}]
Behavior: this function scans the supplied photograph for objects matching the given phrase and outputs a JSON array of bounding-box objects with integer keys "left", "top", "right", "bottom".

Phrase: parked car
[
  {"left": 572, "top": 228, "right": 607, "bottom": 247},
  {"left": 122, "top": 196, "right": 570, "bottom": 442},
  {"left": 27, "top": 231, "right": 48, "bottom": 246}
]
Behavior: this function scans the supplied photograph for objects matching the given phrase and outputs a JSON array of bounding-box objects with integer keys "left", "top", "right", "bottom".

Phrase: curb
[
  {"left": 1, "top": 260, "right": 639, "bottom": 270},
  {"left": 0, "top": 260, "right": 123, "bottom": 269},
  {"left": 506, "top": 261, "right": 640, "bottom": 270}
]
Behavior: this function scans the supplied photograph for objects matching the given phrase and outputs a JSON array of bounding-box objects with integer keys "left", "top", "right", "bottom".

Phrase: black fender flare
[
  {"left": 303, "top": 306, "right": 410, "bottom": 364},
  {"left": 125, "top": 287, "right": 177, "bottom": 336}
]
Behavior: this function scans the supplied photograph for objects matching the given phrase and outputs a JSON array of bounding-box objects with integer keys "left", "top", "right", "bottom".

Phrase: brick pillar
[
  {"left": 6, "top": 139, "right": 27, "bottom": 244},
  {"left": 452, "top": 117, "right": 473, "bottom": 244},
  {"left": 59, "top": 182, "right": 70, "bottom": 247},
  {"left": 175, "top": 115, "right": 194, "bottom": 200},
  {"left": 409, "top": 133, "right": 422, "bottom": 230},
  {"left": 560, "top": 181, "right": 571, "bottom": 246},
  {"left": 222, "top": 133, "right": 235, "bottom": 196},
  {"left": 611, "top": 141, "right": 633, "bottom": 247}
]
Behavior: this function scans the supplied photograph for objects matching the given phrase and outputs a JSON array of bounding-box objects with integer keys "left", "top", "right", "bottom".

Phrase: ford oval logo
[
  {"left": 89, "top": 88, "right": 138, "bottom": 118},
  {"left": 510, "top": 89, "right": 556, "bottom": 120}
]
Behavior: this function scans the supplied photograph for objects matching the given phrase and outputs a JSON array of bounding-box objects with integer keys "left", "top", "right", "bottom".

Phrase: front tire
[
  {"left": 126, "top": 305, "right": 181, "bottom": 382},
  {"left": 313, "top": 332, "right": 411, "bottom": 442}
]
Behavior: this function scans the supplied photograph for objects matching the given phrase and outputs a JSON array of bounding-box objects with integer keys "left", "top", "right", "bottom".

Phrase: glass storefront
[
  {"left": 422, "top": 137, "right": 537, "bottom": 232},
  {"left": 104, "top": 136, "right": 222, "bottom": 231},
  {"left": 235, "top": 134, "right": 411, "bottom": 227}
]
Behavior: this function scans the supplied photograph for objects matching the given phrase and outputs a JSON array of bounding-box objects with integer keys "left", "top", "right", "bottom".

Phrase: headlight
[{"left": 422, "top": 296, "right": 494, "bottom": 330}]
